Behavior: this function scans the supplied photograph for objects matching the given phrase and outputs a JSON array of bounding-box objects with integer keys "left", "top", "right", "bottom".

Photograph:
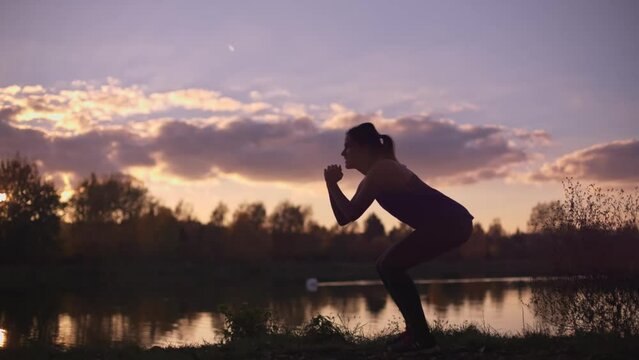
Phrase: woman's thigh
[{"left": 378, "top": 217, "right": 472, "bottom": 271}]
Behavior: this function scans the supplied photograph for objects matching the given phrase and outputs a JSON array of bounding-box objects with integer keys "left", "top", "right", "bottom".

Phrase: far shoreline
[{"left": 0, "top": 259, "right": 561, "bottom": 290}]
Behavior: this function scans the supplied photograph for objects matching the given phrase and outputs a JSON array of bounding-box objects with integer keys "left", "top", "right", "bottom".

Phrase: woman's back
[{"left": 371, "top": 159, "right": 474, "bottom": 228}]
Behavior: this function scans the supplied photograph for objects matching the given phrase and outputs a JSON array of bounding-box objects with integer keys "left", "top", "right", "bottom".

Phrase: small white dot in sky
[
  {"left": 228, "top": 44, "right": 235, "bottom": 52},
  {"left": 0, "top": 193, "right": 6, "bottom": 202}
]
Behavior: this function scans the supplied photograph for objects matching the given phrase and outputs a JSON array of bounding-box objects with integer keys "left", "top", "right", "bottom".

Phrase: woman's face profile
[{"left": 341, "top": 134, "right": 368, "bottom": 169}]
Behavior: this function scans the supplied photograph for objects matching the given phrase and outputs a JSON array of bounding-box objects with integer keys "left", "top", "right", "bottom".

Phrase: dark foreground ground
[{"left": 2, "top": 325, "right": 637, "bottom": 360}]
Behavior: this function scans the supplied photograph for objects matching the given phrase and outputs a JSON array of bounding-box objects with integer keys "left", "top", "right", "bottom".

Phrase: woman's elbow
[{"left": 338, "top": 213, "right": 359, "bottom": 226}]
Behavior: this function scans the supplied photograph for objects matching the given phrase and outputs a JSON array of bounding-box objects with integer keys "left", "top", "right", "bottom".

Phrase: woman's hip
[
  {"left": 377, "top": 216, "right": 473, "bottom": 270},
  {"left": 414, "top": 215, "right": 473, "bottom": 246}
]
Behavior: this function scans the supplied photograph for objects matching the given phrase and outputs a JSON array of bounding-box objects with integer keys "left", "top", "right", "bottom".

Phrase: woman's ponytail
[
  {"left": 346, "top": 122, "right": 398, "bottom": 161},
  {"left": 379, "top": 134, "right": 397, "bottom": 160}
]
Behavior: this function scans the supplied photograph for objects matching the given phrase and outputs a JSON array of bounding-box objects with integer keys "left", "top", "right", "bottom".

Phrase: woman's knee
[{"left": 376, "top": 254, "right": 403, "bottom": 277}]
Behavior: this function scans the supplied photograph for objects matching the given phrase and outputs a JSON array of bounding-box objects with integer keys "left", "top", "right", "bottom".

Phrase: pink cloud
[
  {"left": 1, "top": 81, "right": 549, "bottom": 188},
  {"left": 530, "top": 139, "right": 639, "bottom": 184}
]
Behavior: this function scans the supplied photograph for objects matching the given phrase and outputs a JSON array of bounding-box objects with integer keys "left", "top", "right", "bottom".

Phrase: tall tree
[
  {"left": 269, "top": 201, "right": 312, "bottom": 261},
  {"left": 363, "top": 213, "right": 386, "bottom": 240},
  {"left": 231, "top": 202, "right": 266, "bottom": 231},
  {"left": 528, "top": 200, "right": 565, "bottom": 233},
  {"left": 209, "top": 202, "right": 228, "bottom": 227},
  {"left": 69, "top": 173, "right": 149, "bottom": 223},
  {"left": 269, "top": 201, "right": 310, "bottom": 234},
  {"left": 174, "top": 200, "right": 195, "bottom": 222},
  {"left": 228, "top": 202, "right": 269, "bottom": 261},
  {"left": 487, "top": 218, "right": 506, "bottom": 238},
  {"left": 0, "top": 155, "right": 62, "bottom": 261}
]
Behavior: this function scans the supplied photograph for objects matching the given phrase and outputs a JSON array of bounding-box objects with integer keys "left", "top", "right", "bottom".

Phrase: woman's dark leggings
[{"left": 376, "top": 217, "right": 473, "bottom": 340}]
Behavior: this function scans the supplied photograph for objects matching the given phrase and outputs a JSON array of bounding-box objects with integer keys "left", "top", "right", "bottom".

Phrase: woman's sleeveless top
[{"left": 376, "top": 173, "right": 474, "bottom": 229}]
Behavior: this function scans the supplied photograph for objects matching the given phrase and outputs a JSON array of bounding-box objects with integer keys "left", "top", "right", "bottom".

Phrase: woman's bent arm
[
  {"left": 326, "top": 181, "right": 351, "bottom": 225},
  {"left": 324, "top": 163, "right": 378, "bottom": 225},
  {"left": 326, "top": 179, "right": 377, "bottom": 225}
]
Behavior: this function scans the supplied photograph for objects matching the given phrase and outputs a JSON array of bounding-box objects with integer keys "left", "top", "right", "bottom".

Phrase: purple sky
[{"left": 1, "top": 1, "right": 637, "bottom": 232}]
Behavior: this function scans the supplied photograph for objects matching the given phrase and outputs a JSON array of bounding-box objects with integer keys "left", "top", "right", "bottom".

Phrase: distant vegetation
[{"left": 0, "top": 154, "right": 637, "bottom": 277}]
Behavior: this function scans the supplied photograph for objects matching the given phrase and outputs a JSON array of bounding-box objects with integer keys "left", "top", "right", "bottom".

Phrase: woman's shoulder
[
  {"left": 370, "top": 159, "right": 411, "bottom": 174},
  {"left": 367, "top": 159, "right": 414, "bottom": 187}
]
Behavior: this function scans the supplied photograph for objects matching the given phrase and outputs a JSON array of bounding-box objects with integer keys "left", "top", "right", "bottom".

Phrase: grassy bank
[
  {"left": 1, "top": 320, "right": 637, "bottom": 359},
  {"left": 0, "top": 259, "right": 555, "bottom": 290}
]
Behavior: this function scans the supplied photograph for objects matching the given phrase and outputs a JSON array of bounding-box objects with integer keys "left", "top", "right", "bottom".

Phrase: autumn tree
[
  {"left": 69, "top": 173, "right": 149, "bottom": 224},
  {"left": 133, "top": 204, "right": 180, "bottom": 258},
  {"left": 527, "top": 200, "right": 565, "bottom": 233},
  {"left": 269, "top": 201, "right": 314, "bottom": 260},
  {"left": 232, "top": 202, "right": 266, "bottom": 230},
  {"left": 174, "top": 200, "right": 195, "bottom": 222},
  {"left": 486, "top": 218, "right": 506, "bottom": 238},
  {"left": 363, "top": 213, "right": 385, "bottom": 240},
  {"left": 228, "top": 202, "right": 270, "bottom": 261},
  {"left": 209, "top": 202, "right": 228, "bottom": 227},
  {"left": 457, "top": 222, "right": 489, "bottom": 260},
  {"left": 269, "top": 201, "right": 310, "bottom": 235},
  {"left": 0, "top": 155, "right": 62, "bottom": 261}
]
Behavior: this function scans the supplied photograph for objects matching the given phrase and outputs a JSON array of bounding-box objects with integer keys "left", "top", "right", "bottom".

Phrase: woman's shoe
[
  {"left": 387, "top": 332, "right": 440, "bottom": 354},
  {"left": 385, "top": 330, "right": 410, "bottom": 346}
]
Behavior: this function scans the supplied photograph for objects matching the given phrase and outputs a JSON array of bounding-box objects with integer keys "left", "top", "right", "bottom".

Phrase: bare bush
[
  {"left": 530, "top": 178, "right": 639, "bottom": 336},
  {"left": 552, "top": 178, "right": 637, "bottom": 233},
  {"left": 531, "top": 275, "right": 639, "bottom": 336},
  {"left": 533, "top": 179, "right": 639, "bottom": 275}
]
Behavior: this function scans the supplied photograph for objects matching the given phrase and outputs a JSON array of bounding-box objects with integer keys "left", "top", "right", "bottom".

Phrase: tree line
[{"left": 1, "top": 155, "right": 637, "bottom": 273}]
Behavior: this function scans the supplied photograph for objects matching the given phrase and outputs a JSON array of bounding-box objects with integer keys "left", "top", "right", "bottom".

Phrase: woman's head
[{"left": 341, "top": 122, "right": 396, "bottom": 169}]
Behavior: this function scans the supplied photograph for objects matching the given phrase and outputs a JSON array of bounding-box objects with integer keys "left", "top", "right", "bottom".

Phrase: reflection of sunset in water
[
  {"left": 0, "top": 278, "right": 546, "bottom": 348},
  {"left": 152, "top": 312, "right": 223, "bottom": 347},
  {"left": 54, "top": 311, "right": 224, "bottom": 348},
  {"left": 311, "top": 282, "right": 536, "bottom": 336},
  {"left": 0, "top": 328, "right": 7, "bottom": 348},
  {"left": 55, "top": 315, "right": 74, "bottom": 346}
]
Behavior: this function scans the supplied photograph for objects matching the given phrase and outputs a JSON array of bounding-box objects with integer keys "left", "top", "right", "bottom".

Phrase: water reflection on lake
[{"left": 0, "top": 277, "right": 541, "bottom": 349}]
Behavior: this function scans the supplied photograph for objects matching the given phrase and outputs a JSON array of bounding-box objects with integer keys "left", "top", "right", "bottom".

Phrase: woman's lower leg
[
  {"left": 377, "top": 220, "right": 472, "bottom": 346},
  {"left": 380, "top": 267, "right": 433, "bottom": 342}
]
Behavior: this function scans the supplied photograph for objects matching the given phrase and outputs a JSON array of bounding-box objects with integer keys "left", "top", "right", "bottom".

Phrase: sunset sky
[{"left": 1, "top": 1, "right": 637, "bottom": 232}]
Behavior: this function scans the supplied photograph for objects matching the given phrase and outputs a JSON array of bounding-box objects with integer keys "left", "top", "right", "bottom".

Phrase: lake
[{"left": 0, "top": 277, "right": 546, "bottom": 349}]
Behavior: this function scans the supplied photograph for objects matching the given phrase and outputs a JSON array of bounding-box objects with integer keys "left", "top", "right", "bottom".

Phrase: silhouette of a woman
[{"left": 324, "top": 122, "right": 474, "bottom": 353}]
